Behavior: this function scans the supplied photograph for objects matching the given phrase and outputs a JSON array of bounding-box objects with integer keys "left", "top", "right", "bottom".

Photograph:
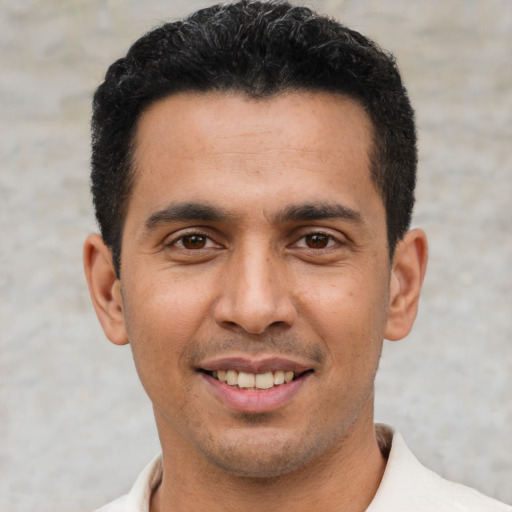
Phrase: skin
[{"left": 84, "top": 91, "right": 428, "bottom": 512}]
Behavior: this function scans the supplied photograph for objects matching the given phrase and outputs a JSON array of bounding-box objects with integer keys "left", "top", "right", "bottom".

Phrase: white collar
[{"left": 95, "top": 424, "right": 510, "bottom": 511}]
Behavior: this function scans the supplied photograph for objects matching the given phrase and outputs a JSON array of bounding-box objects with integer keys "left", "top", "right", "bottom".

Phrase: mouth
[
  {"left": 202, "top": 368, "right": 311, "bottom": 391},
  {"left": 197, "top": 356, "right": 315, "bottom": 414},
  {"left": 197, "top": 357, "right": 315, "bottom": 412}
]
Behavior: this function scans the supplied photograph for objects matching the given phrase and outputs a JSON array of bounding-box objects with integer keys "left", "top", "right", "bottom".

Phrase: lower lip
[{"left": 201, "top": 372, "right": 311, "bottom": 413}]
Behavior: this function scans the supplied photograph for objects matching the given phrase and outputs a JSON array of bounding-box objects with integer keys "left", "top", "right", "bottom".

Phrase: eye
[
  {"left": 173, "top": 233, "right": 217, "bottom": 250},
  {"left": 297, "top": 233, "right": 337, "bottom": 249}
]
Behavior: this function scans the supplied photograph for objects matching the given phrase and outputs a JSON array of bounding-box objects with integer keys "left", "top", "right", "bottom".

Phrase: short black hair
[{"left": 91, "top": 0, "right": 417, "bottom": 276}]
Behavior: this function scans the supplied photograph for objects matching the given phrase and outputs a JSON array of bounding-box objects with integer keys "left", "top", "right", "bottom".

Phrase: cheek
[
  {"left": 125, "top": 267, "right": 214, "bottom": 326},
  {"left": 297, "top": 268, "right": 389, "bottom": 360},
  {"left": 121, "top": 272, "right": 217, "bottom": 372}
]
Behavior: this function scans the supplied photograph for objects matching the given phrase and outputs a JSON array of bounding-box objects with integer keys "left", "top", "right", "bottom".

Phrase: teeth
[
  {"left": 238, "top": 372, "right": 255, "bottom": 388},
  {"left": 211, "top": 369, "right": 297, "bottom": 390},
  {"left": 226, "top": 370, "right": 238, "bottom": 386},
  {"left": 255, "top": 372, "right": 274, "bottom": 389},
  {"left": 273, "top": 370, "right": 285, "bottom": 385}
]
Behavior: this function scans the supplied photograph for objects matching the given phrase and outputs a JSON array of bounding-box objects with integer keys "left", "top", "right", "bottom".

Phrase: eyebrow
[
  {"left": 273, "top": 203, "right": 362, "bottom": 223},
  {"left": 144, "top": 200, "right": 362, "bottom": 232},
  {"left": 144, "top": 202, "right": 232, "bottom": 230}
]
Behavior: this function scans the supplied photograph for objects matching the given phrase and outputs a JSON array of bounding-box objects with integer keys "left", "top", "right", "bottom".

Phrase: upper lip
[{"left": 198, "top": 356, "right": 313, "bottom": 375}]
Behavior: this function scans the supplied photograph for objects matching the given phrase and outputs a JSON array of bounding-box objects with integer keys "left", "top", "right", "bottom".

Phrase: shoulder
[
  {"left": 93, "top": 454, "right": 163, "bottom": 512},
  {"left": 368, "top": 425, "right": 511, "bottom": 512}
]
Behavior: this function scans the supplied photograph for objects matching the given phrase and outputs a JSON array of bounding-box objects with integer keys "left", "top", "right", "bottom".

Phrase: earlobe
[
  {"left": 83, "top": 234, "right": 129, "bottom": 345},
  {"left": 385, "top": 229, "right": 428, "bottom": 341}
]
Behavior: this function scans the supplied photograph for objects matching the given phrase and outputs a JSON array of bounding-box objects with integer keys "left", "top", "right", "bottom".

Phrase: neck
[{"left": 150, "top": 414, "right": 387, "bottom": 512}]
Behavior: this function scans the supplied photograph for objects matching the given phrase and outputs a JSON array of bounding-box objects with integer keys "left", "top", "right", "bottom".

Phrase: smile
[
  {"left": 198, "top": 357, "right": 314, "bottom": 412},
  {"left": 211, "top": 369, "right": 296, "bottom": 390}
]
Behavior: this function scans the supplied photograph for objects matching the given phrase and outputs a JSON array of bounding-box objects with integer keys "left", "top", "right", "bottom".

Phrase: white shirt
[{"left": 94, "top": 425, "right": 511, "bottom": 512}]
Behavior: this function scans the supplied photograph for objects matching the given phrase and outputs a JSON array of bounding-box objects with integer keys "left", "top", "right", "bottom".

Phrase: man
[{"left": 83, "top": 1, "right": 511, "bottom": 511}]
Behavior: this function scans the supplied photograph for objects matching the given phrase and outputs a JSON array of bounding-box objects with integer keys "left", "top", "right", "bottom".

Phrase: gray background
[{"left": 1, "top": 0, "right": 511, "bottom": 510}]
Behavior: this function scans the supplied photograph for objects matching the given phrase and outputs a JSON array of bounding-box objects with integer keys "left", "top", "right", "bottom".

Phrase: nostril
[
  {"left": 269, "top": 320, "right": 287, "bottom": 328},
  {"left": 213, "top": 289, "right": 297, "bottom": 334}
]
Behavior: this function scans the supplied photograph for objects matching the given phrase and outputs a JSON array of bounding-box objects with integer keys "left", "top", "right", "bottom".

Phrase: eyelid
[
  {"left": 163, "top": 228, "right": 222, "bottom": 249},
  {"left": 162, "top": 227, "right": 347, "bottom": 249},
  {"left": 291, "top": 229, "right": 347, "bottom": 248}
]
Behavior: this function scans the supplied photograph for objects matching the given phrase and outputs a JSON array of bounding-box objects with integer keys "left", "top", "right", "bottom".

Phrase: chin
[{"left": 197, "top": 427, "right": 329, "bottom": 479}]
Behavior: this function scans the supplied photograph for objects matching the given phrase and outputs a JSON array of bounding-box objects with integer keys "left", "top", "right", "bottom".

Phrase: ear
[
  {"left": 83, "top": 234, "right": 128, "bottom": 345},
  {"left": 385, "top": 229, "right": 428, "bottom": 341}
]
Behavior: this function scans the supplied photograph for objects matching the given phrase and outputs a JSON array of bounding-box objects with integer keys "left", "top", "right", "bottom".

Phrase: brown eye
[
  {"left": 181, "top": 234, "right": 207, "bottom": 249},
  {"left": 305, "top": 233, "right": 331, "bottom": 249}
]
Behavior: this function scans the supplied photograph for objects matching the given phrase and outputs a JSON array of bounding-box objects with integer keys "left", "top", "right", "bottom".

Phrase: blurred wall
[{"left": 1, "top": 1, "right": 511, "bottom": 510}]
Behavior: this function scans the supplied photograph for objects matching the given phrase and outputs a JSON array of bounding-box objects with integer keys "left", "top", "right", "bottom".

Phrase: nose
[{"left": 213, "top": 245, "right": 297, "bottom": 335}]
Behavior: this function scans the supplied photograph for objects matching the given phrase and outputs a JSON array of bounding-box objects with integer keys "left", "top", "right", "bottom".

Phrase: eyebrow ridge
[
  {"left": 144, "top": 202, "right": 231, "bottom": 230},
  {"left": 144, "top": 201, "right": 362, "bottom": 232},
  {"left": 274, "top": 203, "right": 362, "bottom": 223}
]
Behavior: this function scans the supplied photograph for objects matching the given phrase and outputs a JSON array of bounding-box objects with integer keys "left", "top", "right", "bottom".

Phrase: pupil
[
  {"left": 307, "top": 234, "right": 328, "bottom": 248},
  {"left": 183, "top": 235, "right": 206, "bottom": 249}
]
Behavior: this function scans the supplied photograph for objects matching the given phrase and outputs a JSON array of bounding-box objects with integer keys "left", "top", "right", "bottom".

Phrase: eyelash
[
  {"left": 294, "top": 232, "right": 340, "bottom": 250},
  {"left": 166, "top": 231, "right": 220, "bottom": 250},
  {"left": 166, "top": 230, "right": 343, "bottom": 251}
]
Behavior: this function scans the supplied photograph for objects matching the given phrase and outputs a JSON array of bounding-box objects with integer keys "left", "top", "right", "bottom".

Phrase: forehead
[
  {"left": 134, "top": 91, "right": 374, "bottom": 163},
  {"left": 127, "top": 91, "right": 382, "bottom": 229}
]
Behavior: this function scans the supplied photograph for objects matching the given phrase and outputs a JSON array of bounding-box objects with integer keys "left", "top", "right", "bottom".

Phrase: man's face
[{"left": 118, "top": 92, "right": 392, "bottom": 476}]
